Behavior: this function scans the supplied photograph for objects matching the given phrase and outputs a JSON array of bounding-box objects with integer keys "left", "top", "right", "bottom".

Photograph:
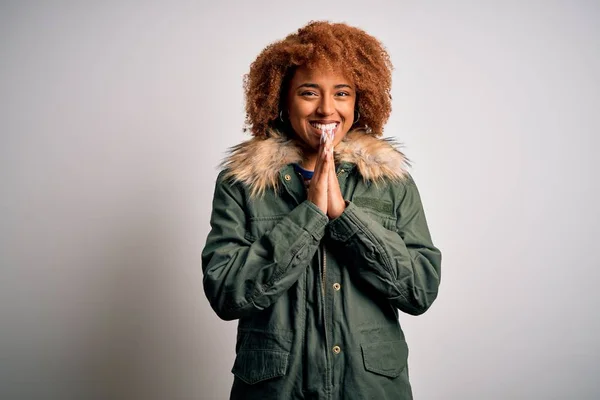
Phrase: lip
[
  {"left": 310, "top": 120, "right": 340, "bottom": 124},
  {"left": 308, "top": 120, "right": 340, "bottom": 137}
]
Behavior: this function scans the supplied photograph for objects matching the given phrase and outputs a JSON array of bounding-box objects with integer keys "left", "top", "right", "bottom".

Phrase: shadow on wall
[{"left": 76, "top": 193, "right": 234, "bottom": 400}]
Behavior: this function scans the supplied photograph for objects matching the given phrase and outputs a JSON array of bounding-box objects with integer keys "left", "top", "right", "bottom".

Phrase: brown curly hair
[{"left": 244, "top": 21, "right": 393, "bottom": 138}]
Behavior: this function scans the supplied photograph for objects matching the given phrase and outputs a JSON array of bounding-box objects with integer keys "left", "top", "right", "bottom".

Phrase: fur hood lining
[{"left": 221, "top": 129, "right": 409, "bottom": 197}]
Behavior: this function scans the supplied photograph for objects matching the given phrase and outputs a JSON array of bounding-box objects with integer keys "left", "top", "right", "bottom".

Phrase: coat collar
[{"left": 221, "top": 128, "right": 410, "bottom": 197}]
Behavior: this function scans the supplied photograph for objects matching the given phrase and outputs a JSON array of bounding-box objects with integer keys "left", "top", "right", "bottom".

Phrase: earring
[
  {"left": 279, "top": 110, "right": 285, "bottom": 122},
  {"left": 353, "top": 110, "right": 360, "bottom": 124}
]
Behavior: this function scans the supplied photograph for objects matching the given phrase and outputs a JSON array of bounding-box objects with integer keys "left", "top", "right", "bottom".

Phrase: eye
[
  {"left": 300, "top": 91, "right": 318, "bottom": 97},
  {"left": 336, "top": 91, "right": 351, "bottom": 97}
]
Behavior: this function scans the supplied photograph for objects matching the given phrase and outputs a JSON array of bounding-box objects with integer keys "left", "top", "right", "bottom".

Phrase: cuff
[
  {"left": 328, "top": 201, "right": 361, "bottom": 242},
  {"left": 290, "top": 200, "right": 329, "bottom": 241}
]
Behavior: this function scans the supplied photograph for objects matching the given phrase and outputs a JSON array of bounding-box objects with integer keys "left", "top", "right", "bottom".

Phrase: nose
[{"left": 317, "top": 95, "right": 334, "bottom": 116}]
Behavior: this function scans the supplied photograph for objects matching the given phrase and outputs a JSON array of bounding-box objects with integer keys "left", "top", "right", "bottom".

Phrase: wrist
[{"left": 327, "top": 200, "right": 347, "bottom": 220}]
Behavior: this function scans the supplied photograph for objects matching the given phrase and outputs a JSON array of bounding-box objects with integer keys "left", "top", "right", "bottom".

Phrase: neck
[{"left": 300, "top": 153, "right": 317, "bottom": 171}]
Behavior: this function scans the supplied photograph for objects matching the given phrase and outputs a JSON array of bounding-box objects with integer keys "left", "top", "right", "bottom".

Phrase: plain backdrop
[{"left": 1, "top": 1, "right": 599, "bottom": 399}]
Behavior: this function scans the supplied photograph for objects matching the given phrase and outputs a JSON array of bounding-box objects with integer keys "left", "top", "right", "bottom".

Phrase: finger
[
  {"left": 314, "top": 133, "right": 330, "bottom": 177},
  {"left": 320, "top": 129, "right": 328, "bottom": 146},
  {"left": 309, "top": 145, "right": 329, "bottom": 199},
  {"left": 309, "top": 158, "right": 328, "bottom": 202},
  {"left": 318, "top": 143, "right": 330, "bottom": 179},
  {"left": 311, "top": 143, "right": 325, "bottom": 184},
  {"left": 327, "top": 129, "right": 334, "bottom": 153},
  {"left": 328, "top": 140, "right": 342, "bottom": 193},
  {"left": 328, "top": 150, "right": 338, "bottom": 190},
  {"left": 312, "top": 133, "right": 326, "bottom": 169},
  {"left": 320, "top": 156, "right": 330, "bottom": 192},
  {"left": 318, "top": 144, "right": 330, "bottom": 186}
]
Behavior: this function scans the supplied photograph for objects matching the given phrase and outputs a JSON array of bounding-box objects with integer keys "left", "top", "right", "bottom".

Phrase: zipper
[
  {"left": 298, "top": 167, "right": 338, "bottom": 396},
  {"left": 321, "top": 244, "right": 327, "bottom": 297},
  {"left": 321, "top": 243, "right": 331, "bottom": 396},
  {"left": 324, "top": 166, "right": 346, "bottom": 397}
]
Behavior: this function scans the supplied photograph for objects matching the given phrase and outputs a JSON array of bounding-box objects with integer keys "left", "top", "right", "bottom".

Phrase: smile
[{"left": 309, "top": 122, "right": 339, "bottom": 131}]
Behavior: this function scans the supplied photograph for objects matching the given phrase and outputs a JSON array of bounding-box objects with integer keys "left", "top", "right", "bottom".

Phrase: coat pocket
[
  {"left": 231, "top": 349, "right": 289, "bottom": 385},
  {"left": 361, "top": 340, "right": 408, "bottom": 378}
]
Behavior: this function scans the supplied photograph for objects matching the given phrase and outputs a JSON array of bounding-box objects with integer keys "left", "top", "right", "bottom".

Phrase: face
[{"left": 286, "top": 65, "right": 356, "bottom": 153}]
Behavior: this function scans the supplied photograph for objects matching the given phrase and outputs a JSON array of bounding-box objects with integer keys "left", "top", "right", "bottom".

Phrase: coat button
[
  {"left": 332, "top": 345, "right": 341, "bottom": 354},
  {"left": 333, "top": 282, "right": 341, "bottom": 291},
  {"left": 284, "top": 174, "right": 291, "bottom": 181}
]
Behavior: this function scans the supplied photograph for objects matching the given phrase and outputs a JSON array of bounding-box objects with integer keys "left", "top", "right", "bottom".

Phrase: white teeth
[{"left": 311, "top": 122, "right": 337, "bottom": 130}]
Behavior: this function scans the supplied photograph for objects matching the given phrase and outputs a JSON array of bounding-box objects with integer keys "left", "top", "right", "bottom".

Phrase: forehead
[{"left": 291, "top": 64, "right": 353, "bottom": 86}]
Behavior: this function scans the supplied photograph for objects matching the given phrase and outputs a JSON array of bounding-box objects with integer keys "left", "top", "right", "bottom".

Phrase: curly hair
[{"left": 244, "top": 21, "right": 393, "bottom": 138}]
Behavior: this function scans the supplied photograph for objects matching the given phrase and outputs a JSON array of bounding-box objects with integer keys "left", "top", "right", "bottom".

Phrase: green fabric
[
  {"left": 352, "top": 196, "right": 394, "bottom": 215},
  {"left": 202, "top": 162, "right": 442, "bottom": 400}
]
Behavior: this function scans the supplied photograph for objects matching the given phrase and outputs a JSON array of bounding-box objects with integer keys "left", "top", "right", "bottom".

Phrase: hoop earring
[
  {"left": 279, "top": 110, "right": 285, "bottom": 123},
  {"left": 353, "top": 110, "right": 360, "bottom": 124}
]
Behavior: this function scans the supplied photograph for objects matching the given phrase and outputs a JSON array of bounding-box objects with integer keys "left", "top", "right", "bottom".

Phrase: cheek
[
  {"left": 289, "top": 103, "right": 310, "bottom": 122},
  {"left": 342, "top": 102, "right": 355, "bottom": 121},
  {"left": 344, "top": 109, "right": 355, "bottom": 125},
  {"left": 287, "top": 105, "right": 312, "bottom": 137}
]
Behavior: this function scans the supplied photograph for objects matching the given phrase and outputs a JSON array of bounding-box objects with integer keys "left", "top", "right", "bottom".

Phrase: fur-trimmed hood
[{"left": 221, "top": 129, "right": 410, "bottom": 197}]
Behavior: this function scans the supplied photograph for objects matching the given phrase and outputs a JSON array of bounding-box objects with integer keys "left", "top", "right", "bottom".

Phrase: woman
[{"left": 202, "top": 21, "right": 441, "bottom": 400}]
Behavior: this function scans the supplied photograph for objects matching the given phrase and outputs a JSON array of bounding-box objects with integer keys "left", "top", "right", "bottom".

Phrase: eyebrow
[{"left": 296, "top": 83, "right": 353, "bottom": 90}]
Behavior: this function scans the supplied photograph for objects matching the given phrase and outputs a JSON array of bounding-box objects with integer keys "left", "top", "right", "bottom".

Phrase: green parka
[{"left": 202, "top": 130, "right": 442, "bottom": 399}]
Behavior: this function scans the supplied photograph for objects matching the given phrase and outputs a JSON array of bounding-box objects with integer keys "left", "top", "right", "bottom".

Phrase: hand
[
  {"left": 327, "top": 142, "right": 346, "bottom": 220},
  {"left": 307, "top": 134, "right": 330, "bottom": 215},
  {"left": 307, "top": 132, "right": 346, "bottom": 219}
]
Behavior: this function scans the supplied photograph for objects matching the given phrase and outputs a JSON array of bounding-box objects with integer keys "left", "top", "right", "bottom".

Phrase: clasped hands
[{"left": 307, "top": 133, "right": 346, "bottom": 220}]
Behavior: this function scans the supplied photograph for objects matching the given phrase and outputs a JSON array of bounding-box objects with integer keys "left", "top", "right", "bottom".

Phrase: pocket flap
[
  {"left": 361, "top": 340, "right": 408, "bottom": 378},
  {"left": 231, "top": 350, "right": 289, "bottom": 385}
]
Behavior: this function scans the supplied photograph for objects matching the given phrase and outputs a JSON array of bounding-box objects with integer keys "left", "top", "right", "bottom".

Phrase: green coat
[{"left": 202, "top": 130, "right": 442, "bottom": 400}]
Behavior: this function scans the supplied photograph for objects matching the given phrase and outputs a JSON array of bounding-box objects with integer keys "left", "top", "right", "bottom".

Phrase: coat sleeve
[
  {"left": 327, "top": 175, "right": 442, "bottom": 315},
  {"left": 201, "top": 172, "right": 329, "bottom": 321}
]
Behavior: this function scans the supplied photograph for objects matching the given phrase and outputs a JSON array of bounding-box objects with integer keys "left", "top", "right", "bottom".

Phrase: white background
[{"left": 1, "top": 1, "right": 599, "bottom": 399}]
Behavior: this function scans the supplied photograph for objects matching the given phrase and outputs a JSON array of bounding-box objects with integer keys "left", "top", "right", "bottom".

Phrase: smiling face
[{"left": 285, "top": 65, "right": 356, "bottom": 168}]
